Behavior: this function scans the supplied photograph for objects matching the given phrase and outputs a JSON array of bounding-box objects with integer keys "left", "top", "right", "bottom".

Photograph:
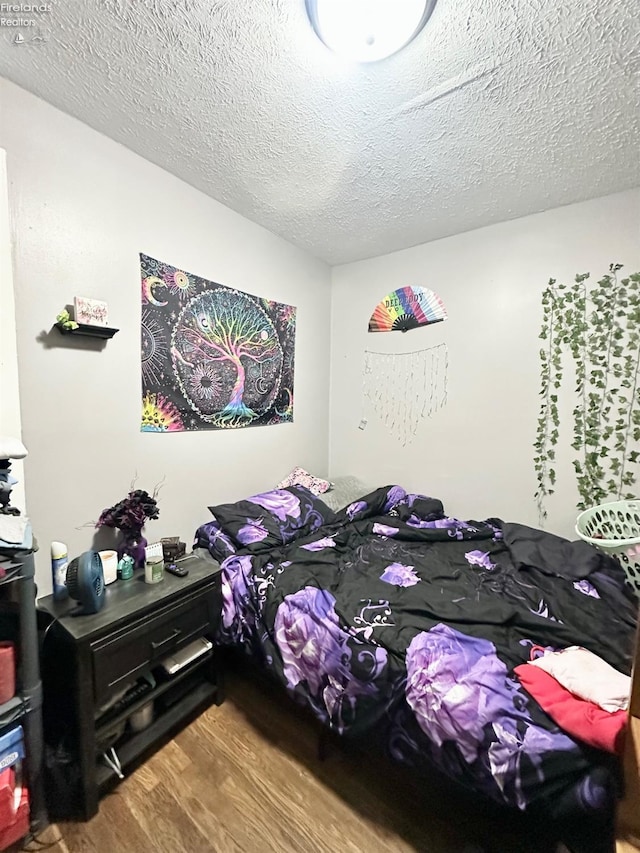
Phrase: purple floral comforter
[{"left": 195, "top": 485, "right": 637, "bottom": 836}]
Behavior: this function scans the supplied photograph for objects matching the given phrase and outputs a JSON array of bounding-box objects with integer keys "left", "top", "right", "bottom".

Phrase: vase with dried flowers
[{"left": 96, "top": 488, "right": 160, "bottom": 569}]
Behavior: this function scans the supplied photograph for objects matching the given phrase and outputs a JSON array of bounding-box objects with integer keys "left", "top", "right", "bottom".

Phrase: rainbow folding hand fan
[{"left": 368, "top": 286, "right": 448, "bottom": 333}]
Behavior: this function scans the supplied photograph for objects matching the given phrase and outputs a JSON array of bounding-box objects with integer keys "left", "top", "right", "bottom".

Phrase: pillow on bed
[
  {"left": 208, "top": 485, "right": 338, "bottom": 552},
  {"left": 276, "top": 467, "right": 332, "bottom": 496},
  {"left": 193, "top": 520, "right": 237, "bottom": 563}
]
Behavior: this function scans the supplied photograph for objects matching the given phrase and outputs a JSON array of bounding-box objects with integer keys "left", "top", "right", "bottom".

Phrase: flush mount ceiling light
[{"left": 306, "top": 0, "right": 437, "bottom": 63}]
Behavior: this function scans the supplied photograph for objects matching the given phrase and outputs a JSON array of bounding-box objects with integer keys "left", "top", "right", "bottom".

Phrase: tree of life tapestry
[{"left": 140, "top": 254, "right": 296, "bottom": 432}]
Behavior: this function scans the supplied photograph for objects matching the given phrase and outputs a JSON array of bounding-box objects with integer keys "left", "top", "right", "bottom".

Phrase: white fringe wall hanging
[{"left": 363, "top": 345, "right": 448, "bottom": 445}]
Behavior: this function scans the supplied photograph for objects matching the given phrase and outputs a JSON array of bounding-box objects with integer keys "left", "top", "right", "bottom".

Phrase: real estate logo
[{"left": 1, "top": 2, "right": 52, "bottom": 45}]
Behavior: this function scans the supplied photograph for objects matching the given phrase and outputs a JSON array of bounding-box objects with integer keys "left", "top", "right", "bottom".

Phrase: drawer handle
[{"left": 151, "top": 628, "right": 181, "bottom": 650}]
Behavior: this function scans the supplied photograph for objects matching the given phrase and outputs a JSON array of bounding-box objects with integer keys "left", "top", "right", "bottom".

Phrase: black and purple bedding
[{"left": 195, "top": 484, "right": 637, "bottom": 835}]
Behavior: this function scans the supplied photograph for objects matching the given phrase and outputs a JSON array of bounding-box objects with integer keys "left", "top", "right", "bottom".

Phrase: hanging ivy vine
[{"left": 534, "top": 264, "right": 640, "bottom": 523}]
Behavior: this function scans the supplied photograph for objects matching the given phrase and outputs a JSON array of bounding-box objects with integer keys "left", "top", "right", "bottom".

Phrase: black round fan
[{"left": 66, "top": 550, "right": 105, "bottom": 616}]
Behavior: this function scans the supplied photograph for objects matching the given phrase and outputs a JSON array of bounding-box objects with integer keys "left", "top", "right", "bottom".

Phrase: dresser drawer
[{"left": 91, "top": 584, "right": 218, "bottom": 705}]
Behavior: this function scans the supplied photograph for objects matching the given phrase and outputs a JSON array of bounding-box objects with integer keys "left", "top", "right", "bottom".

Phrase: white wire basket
[{"left": 575, "top": 500, "right": 640, "bottom": 593}]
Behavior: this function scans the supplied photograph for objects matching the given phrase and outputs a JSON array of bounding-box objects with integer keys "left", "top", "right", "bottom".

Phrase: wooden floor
[{"left": 38, "top": 669, "right": 557, "bottom": 853}]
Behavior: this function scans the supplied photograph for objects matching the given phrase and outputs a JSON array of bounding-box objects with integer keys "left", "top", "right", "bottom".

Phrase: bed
[{"left": 194, "top": 482, "right": 638, "bottom": 852}]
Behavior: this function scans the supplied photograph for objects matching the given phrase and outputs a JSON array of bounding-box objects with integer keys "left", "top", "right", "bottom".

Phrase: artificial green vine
[{"left": 534, "top": 264, "right": 640, "bottom": 523}]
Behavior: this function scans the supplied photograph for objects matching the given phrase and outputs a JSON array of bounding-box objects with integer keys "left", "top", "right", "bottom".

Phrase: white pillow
[{"left": 321, "top": 476, "right": 373, "bottom": 511}]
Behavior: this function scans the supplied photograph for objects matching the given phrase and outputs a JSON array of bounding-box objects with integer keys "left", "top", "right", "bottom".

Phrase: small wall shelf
[{"left": 56, "top": 324, "right": 119, "bottom": 340}]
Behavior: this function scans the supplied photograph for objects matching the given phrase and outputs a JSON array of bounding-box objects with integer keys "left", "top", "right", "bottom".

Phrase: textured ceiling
[{"left": 0, "top": 0, "right": 639, "bottom": 264}]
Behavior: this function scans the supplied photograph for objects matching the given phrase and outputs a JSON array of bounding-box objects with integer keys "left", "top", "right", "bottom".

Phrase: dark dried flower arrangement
[{"left": 96, "top": 489, "right": 160, "bottom": 531}]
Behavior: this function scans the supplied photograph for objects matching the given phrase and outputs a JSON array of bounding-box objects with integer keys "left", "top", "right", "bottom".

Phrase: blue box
[{"left": 0, "top": 726, "right": 24, "bottom": 771}]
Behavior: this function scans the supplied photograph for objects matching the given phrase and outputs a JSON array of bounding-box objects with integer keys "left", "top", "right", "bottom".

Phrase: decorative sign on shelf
[{"left": 74, "top": 296, "right": 109, "bottom": 327}]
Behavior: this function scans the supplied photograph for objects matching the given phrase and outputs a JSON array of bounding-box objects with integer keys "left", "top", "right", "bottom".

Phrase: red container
[
  {"left": 0, "top": 768, "right": 29, "bottom": 851},
  {"left": 0, "top": 643, "right": 15, "bottom": 705}
]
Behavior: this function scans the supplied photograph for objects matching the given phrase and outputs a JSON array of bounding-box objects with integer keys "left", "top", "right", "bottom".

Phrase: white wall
[
  {"left": 0, "top": 79, "right": 331, "bottom": 594},
  {"left": 2, "top": 76, "right": 638, "bottom": 594},
  {"left": 0, "top": 148, "right": 25, "bottom": 512},
  {"left": 329, "top": 189, "right": 640, "bottom": 538}
]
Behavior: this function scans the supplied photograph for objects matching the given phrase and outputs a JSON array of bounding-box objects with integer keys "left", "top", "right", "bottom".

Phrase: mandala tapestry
[{"left": 140, "top": 254, "right": 296, "bottom": 432}]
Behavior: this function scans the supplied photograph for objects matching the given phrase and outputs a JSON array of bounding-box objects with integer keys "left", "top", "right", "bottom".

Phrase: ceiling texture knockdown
[{"left": 0, "top": 0, "right": 638, "bottom": 264}]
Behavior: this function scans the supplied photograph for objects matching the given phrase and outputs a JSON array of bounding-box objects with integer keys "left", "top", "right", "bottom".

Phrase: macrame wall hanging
[{"left": 363, "top": 345, "right": 448, "bottom": 445}]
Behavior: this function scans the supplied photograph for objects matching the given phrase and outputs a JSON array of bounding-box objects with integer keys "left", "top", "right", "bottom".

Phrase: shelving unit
[
  {"left": 0, "top": 695, "right": 26, "bottom": 729},
  {"left": 0, "top": 547, "right": 46, "bottom": 837},
  {"left": 95, "top": 678, "right": 216, "bottom": 791},
  {"left": 94, "top": 650, "right": 213, "bottom": 740},
  {"left": 55, "top": 323, "right": 119, "bottom": 340}
]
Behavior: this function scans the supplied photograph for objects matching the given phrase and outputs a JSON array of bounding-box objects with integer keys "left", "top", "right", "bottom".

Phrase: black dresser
[{"left": 38, "top": 553, "right": 222, "bottom": 820}]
